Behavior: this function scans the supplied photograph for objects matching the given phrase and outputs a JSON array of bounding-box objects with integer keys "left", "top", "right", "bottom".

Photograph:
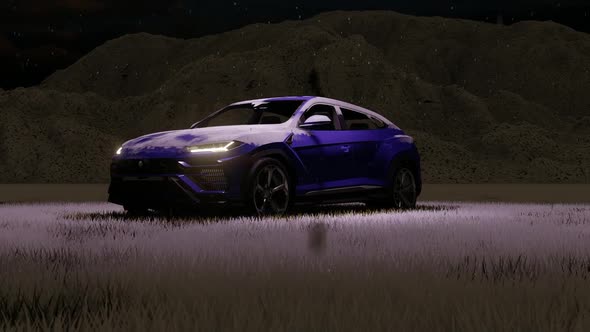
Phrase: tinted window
[
  {"left": 300, "top": 104, "right": 339, "bottom": 130},
  {"left": 341, "top": 108, "right": 386, "bottom": 130},
  {"left": 196, "top": 100, "right": 303, "bottom": 128}
]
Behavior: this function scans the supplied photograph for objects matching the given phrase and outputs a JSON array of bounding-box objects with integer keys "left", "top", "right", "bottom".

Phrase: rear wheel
[
  {"left": 247, "top": 158, "right": 292, "bottom": 216},
  {"left": 123, "top": 205, "right": 149, "bottom": 216},
  {"left": 392, "top": 168, "right": 417, "bottom": 209},
  {"left": 367, "top": 166, "right": 417, "bottom": 210}
]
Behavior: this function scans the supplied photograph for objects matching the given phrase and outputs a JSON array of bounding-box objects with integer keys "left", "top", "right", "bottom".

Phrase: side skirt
[{"left": 296, "top": 185, "right": 387, "bottom": 205}]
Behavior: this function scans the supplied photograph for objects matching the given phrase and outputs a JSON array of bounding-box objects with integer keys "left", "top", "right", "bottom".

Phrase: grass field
[
  {"left": 2, "top": 184, "right": 590, "bottom": 203},
  {"left": 1, "top": 202, "right": 590, "bottom": 331}
]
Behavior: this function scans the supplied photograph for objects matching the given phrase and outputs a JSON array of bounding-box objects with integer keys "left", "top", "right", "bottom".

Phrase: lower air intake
[{"left": 189, "top": 167, "right": 228, "bottom": 191}]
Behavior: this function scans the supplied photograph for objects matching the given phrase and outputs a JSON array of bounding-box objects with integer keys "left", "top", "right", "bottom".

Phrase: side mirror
[{"left": 299, "top": 115, "right": 333, "bottom": 130}]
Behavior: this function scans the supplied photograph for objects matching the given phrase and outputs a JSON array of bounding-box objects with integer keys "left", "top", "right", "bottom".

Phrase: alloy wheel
[
  {"left": 252, "top": 164, "right": 290, "bottom": 215},
  {"left": 393, "top": 168, "right": 417, "bottom": 209}
]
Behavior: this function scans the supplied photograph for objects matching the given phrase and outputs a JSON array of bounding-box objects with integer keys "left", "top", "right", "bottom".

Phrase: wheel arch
[
  {"left": 246, "top": 145, "right": 299, "bottom": 196},
  {"left": 387, "top": 147, "right": 422, "bottom": 197},
  {"left": 242, "top": 149, "right": 297, "bottom": 214}
]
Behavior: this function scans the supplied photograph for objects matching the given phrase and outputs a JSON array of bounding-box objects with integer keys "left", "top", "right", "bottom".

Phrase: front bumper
[
  {"left": 108, "top": 176, "right": 207, "bottom": 208},
  {"left": 108, "top": 156, "right": 250, "bottom": 209}
]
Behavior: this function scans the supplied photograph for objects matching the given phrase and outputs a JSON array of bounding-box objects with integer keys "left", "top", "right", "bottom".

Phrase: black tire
[
  {"left": 246, "top": 158, "right": 292, "bottom": 216},
  {"left": 368, "top": 166, "right": 417, "bottom": 210},
  {"left": 391, "top": 167, "right": 417, "bottom": 209},
  {"left": 124, "top": 205, "right": 149, "bottom": 216}
]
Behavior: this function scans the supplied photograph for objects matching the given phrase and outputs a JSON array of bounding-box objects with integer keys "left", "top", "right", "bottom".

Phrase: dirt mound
[{"left": 2, "top": 11, "right": 589, "bottom": 183}]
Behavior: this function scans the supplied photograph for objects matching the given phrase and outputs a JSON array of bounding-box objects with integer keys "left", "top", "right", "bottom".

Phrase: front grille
[
  {"left": 112, "top": 159, "right": 181, "bottom": 174},
  {"left": 189, "top": 167, "right": 228, "bottom": 191}
]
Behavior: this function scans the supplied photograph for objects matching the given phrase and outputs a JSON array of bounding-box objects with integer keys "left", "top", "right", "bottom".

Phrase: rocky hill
[{"left": 1, "top": 11, "right": 588, "bottom": 183}]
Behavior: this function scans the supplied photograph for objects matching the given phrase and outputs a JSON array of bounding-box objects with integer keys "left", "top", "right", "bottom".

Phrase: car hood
[{"left": 123, "top": 124, "right": 289, "bottom": 157}]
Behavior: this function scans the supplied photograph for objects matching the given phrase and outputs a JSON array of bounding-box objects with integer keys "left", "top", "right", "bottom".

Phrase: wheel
[
  {"left": 124, "top": 205, "right": 149, "bottom": 216},
  {"left": 247, "top": 158, "right": 292, "bottom": 215},
  {"left": 367, "top": 166, "right": 417, "bottom": 210},
  {"left": 391, "top": 167, "right": 417, "bottom": 209}
]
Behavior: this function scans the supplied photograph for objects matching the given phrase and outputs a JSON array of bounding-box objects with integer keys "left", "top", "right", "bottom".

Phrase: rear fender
[{"left": 387, "top": 146, "right": 422, "bottom": 196}]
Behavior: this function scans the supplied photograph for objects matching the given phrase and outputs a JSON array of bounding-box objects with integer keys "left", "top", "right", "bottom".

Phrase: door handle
[{"left": 340, "top": 145, "right": 351, "bottom": 153}]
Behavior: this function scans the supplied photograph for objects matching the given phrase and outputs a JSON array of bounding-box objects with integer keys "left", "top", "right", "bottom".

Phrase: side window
[
  {"left": 300, "top": 104, "right": 339, "bottom": 130},
  {"left": 341, "top": 108, "right": 386, "bottom": 130}
]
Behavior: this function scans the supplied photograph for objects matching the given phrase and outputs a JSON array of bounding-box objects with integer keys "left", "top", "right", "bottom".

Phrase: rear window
[{"left": 341, "top": 108, "right": 387, "bottom": 130}]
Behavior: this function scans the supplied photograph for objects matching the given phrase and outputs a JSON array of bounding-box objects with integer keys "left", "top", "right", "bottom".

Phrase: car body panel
[
  {"left": 289, "top": 128, "right": 357, "bottom": 187},
  {"left": 122, "top": 124, "right": 292, "bottom": 158}
]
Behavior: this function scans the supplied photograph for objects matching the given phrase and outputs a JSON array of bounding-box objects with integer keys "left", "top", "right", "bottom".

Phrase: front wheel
[{"left": 247, "top": 158, "right": 292, "bottom": 216}]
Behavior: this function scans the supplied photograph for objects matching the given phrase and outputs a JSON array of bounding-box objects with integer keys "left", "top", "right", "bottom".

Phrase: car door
[
  {"left": 289, "top": 104, "right": 356, "bottom": 190},
  {"left": 338, "top": 107, "right": 396, "bottom": 186}
]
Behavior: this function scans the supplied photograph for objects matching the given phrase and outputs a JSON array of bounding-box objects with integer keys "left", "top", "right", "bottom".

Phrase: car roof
[
  {"left": 229, "top": 96, "right": 390, "bottom": 123},
  {"left": 305, "top": 97, "right": 389, "bottom": 122},
  {"left": 229, "top": 96, "right": 315, "bottom": 105}
]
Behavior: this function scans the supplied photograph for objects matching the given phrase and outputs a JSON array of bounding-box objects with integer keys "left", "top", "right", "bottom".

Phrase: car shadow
[{"left": 62, "top": 203, "right": 459, "bottom": 224}]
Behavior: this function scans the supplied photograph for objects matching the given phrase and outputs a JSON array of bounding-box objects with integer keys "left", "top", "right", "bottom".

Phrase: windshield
[{"left": 194, "top": 100, "right": 303, "bottom": 128}]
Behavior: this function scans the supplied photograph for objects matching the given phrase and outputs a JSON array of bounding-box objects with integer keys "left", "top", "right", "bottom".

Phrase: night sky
[{"left": 1, "top": 0, "right": 589, "bottom": 90}]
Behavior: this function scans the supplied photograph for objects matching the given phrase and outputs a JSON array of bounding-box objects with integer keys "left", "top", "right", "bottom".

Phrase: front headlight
[
  {"left": 186, "top": 141, "right": 242, "bottom": 153},
  {"left": 115, "top": 147, "right": 123, "bottom": 155}
]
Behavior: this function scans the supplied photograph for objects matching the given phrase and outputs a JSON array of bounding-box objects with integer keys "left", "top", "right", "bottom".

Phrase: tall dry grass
[{"left": 1, "top": 202, "right": 590, "bottom": 331}]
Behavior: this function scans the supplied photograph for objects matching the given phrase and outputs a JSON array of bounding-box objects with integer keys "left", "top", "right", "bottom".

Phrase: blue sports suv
[{"left": 108, "top": 96, "right": 421, "bottom": 215}]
